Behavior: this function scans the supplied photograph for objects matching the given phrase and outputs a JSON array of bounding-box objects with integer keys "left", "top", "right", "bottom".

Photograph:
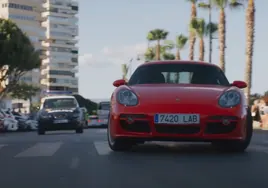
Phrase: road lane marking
[
  {"left": 93, "top": 141, "right": 111, "bottom": 155},
  {"left": 96, "top": 129, "right": 107, "bottom": 134},
  {"left": 249, "top": 144, "right": 268, "bottom": 154},
  {"left": 69, "top": 157, "right": 80, "bottom": 169},
  {"left": 15, "top": 142, "right": 62, "bottom": 158}
]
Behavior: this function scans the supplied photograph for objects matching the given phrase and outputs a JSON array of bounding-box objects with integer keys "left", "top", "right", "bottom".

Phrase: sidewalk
[{"left": 253, "top": 121, "right": 268, "bottom": 130}]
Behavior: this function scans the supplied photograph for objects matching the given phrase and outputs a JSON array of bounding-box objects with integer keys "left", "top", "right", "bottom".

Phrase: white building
[
  {"left": 0, "top": 0, "right": 45, "bottom": 113},
  {"left": 40, "top": 0, "right": 79, "bottom": 97}
]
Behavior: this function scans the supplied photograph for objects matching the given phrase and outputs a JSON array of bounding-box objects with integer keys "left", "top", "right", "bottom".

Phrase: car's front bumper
[
  {"left": 110, "top": 112, "right": 247, "bottom": 142},
  {"left": 39, "top": 119, "right": 82, "bottom": 131}
]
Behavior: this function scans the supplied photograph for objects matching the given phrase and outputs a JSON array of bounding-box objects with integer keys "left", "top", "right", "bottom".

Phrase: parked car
[{"left": 0, "top": 109, "right": 18, "bottom": 131}]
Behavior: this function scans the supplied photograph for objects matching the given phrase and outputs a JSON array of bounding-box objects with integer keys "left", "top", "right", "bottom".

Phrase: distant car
[
  {"left": 37, "top": 95, "right": 84, "bottom": 135},
  {"left": 107, "top": 60, "right": 253, "bottom": 152},
  {"left": 87, "top": 115, "right": 100, "bottom": 127},
  {"left": 97, "top": 101, "right": 110, "bottom": 127}
]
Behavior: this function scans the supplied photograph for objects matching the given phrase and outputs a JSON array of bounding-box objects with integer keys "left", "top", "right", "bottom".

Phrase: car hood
[{"left": 129, "top": 84, "right": 231, "bottom": 105}]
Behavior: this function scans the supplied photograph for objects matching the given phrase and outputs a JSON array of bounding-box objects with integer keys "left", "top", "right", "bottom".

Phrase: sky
[{"left": 77, "top": 0, "right": 265, "bottom": 101}]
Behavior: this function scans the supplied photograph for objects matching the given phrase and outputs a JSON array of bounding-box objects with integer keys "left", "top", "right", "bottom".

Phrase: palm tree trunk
[
  {"left": 175, "top": 49, "right": 181, "bottom": 60},
  {"left": 188, "top": 2, "right": 197, "bottom": 61},
  {"left": 244, "top": 0, "right": 255, "bottom": 104},
  {"left": 199, "top": 38, "right": 205, "bottom": 61},
  {"left": 175, "top": 49, "right": 180, "bottom": 82},
  {"left": 156, "top": 40, "right": 161, "bottom": 60},
  {"left": 218, "top": 8, "right": 226, "bottom": 72}
]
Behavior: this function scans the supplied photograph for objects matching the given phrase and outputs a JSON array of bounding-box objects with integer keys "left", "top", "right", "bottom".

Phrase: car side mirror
[
  {"left": 231, "top": 80, "right": 247, "bottom": 89},
  {"left": 113, "top": 79, "right": 126, "bottom": 87}
]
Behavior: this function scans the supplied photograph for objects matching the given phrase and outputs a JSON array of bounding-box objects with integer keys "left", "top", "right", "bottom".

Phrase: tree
[
  {"left": 122, "top": 63, "right": 128, "bottom": 80},
  {"left": 175, "top": 34, "right": 188, "bottom": 60},
  {"left": 190, "top": 18, "right": 218, "bottom": 61},
  {"left": 73, "top": 94, "right": 98, "bottom": 114},
  {"left": 10, "top": 83, "right": 40, "bottom": 100},
  {"left": 144, "top": 47, "right": 155, "bottom": 62},
  {"left": 0, "top": 18, "right": 41, "bottom": 98},
  {"left": 10, "top": 82, "right": 40, "bottom": 112},
  {"left": 244, "top": 0, "right": 255, "bottom": 105},
  {"left": 199, "top": 0, "right": 243, "bottom": 72},
  {"left": 186, "top": 0, "right": 198, "bottom": 60},
  {"left": 147, "top": 29, "right": 169, "bottom": 60}
]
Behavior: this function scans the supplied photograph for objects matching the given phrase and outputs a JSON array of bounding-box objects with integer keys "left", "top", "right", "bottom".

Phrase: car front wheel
[
  {"left": 212, "top": 108, "right": 253, "bottom": 152},
  {"left": 107, "top": 114, "right": 133, "bottom": 151},
  {"left": 75, "top": 127, "right": 83, "bottom": 134}
]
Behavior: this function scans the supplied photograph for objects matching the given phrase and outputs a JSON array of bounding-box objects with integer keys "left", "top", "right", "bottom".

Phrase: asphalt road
[{"left": 0, "top": 129, "right": 268, "bottom": 188}]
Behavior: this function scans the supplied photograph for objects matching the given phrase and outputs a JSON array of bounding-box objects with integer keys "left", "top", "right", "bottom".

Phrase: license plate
[
  {"left": 54, "top": 119, "right": 68, "bottom": 124},
  {"left": 154, "top": 114, "right": 200, "bottom": 124}
]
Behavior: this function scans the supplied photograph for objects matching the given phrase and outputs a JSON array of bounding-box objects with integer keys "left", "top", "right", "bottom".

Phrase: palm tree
[
  {"left": 146, "top": 32, "right": 154, "bottom": 48},
  {"left": 144, "top": 47, "right": 155, "bottom": 62},
  {"left": 190, "top": 18, "right": 218, "bottom": 61},
  {"left": 244, "top": 0, "right": 255, "bottom": 104},
  {"left": 175, "top": 34, "right": 188, "bottom": 60},
  {"left": 174, "top": 34, "right": 188, "bottom": 83},
  {"left": 199, "top": 0, "right": 243, "bottom": 72},
  {"left": 187, "top": 0, "right": 198, "bottom": 60},
  {"left": 122, "top": 64, "right": 128, "bottom": 81},
  {"left": 147, "top": 29, "right": 169, "bottom": 60}
]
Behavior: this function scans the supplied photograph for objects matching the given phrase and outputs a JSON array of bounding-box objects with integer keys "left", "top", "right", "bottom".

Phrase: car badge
[
  {"left": 175, "top": 98, "right": 180, "bottom": 102},
  {"left": 126, "top": 116, "right": 134, "bottom": 124}
]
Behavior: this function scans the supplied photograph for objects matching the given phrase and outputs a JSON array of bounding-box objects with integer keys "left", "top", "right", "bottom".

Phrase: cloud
[{"left": 79, "top": 42, "right": 147, "bottom": 68}]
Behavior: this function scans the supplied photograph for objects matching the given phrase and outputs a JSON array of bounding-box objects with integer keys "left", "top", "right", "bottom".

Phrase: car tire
[
  {"left": 212, "top": 108, "right": 253, "bottom": 152},
  {"left": 107, "top": 114, "right": 133, "bottom": 151},
  {"left": 38, "top": 129, "right": 45, "bottom": 135},
  {"left": 76, "top": 127, "right": 83, "bottom": 134}
]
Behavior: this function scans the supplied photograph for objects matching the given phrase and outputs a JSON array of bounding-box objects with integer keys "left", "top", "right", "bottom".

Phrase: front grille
[
  {"left": 120, "top": 120, "right": 151, "bottom": 133},
  {"left": 205, "top": 122, "right": 237, "bottom": 134},
  {"left": 155, "top": 125, "right": 200, "bottom": 134},
  {"left": 52, "top": 112, "right": 68, "bottom": 119}
]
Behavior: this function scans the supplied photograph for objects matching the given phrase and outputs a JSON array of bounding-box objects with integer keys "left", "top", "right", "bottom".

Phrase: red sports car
[{"left": 107, "top": 61, "right": 253, "bottom": 152}]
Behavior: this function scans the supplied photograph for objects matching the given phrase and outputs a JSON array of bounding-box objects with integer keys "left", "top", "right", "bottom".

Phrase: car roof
[
  {"left": 139, "top": 60, "right": 218, "bottom": 68},
  {"left": 42, "top": 95, "right": 75, "bottom": 100},
  {"left": 99, "top": 101, "right": 110, "bottom": 104}
]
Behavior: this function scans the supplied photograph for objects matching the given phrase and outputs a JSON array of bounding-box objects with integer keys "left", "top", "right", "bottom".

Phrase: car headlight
[
  {"left": 218, "top": 90, "right": 241, "bottom": 108},
  {"left": 117, "top": 89, "right": 138, "bottom": 106},
  {"left": 40, "top": 111, "right": 52, "bottom": 119}
]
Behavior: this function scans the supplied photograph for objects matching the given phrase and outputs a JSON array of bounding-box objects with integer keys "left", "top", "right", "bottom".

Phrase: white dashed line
[
  {"left": 93, "top": 141, "right": 111, "bottom": 155},
  {"left": 69, "top": 157, "right": 80, "bottom": 169},
  {"left": 15, "top": 142, "right": 62, "bottom": 158}
]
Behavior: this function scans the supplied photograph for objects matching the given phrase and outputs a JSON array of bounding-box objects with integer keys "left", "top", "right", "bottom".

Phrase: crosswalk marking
[
  {"left": 15, "top": 142, "right": 62, "bottom": 158},
  {"left": 96, "top": 129, "right": 107, "bottom": 134},
  {"left": 93, "top": 141, "right": 111, "bottom": 155},
  {"left": 0, "top": 141, "right": 267, "bottom": 158},
  {"left": 249, "top": 145, "right": 268, "bottom": 154}
]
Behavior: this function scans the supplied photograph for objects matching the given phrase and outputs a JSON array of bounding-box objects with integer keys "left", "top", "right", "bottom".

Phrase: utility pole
[{"left": 208, "top": 0, "right": 212, "bottom": 63}]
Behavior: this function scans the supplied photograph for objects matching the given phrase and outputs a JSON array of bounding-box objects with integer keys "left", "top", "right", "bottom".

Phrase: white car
[
  {"left": 0, "top": 109, "right": 18, "bottom": 131},
  {"left": 88, "top": 115, "right": 100, "bottom": 127}
]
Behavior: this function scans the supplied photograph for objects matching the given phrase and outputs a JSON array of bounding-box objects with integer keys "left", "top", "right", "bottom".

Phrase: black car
[{"left": 37, "top": 96, "right": 84, "bottom": 135}]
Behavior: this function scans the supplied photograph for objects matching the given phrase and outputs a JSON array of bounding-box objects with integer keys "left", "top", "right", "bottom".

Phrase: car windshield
[
  {"left": 43, "top": 98, "right": 77, "bottom": 109},
  {"left": 128, "top": 63, "right": 230, "bottom": 86},
  {"left": 99, "top": 102, "right": 110, "bottom": 110}
]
